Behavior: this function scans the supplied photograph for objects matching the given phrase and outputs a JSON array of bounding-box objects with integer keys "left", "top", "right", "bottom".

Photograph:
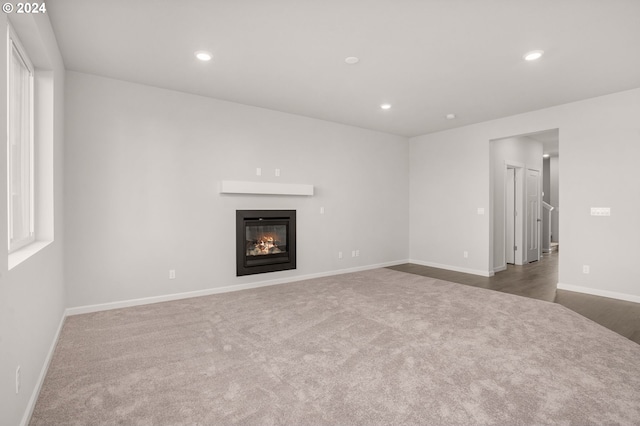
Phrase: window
[{"left": 7, "top": 25, "right": 35, "bottom": 252}]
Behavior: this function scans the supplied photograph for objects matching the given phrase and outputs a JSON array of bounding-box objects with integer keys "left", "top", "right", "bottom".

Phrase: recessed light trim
[
  {"left": 380, "top": 103, "right": 392, "bottom": 110},
  {"left": 195, "top": 51, "right": 212, "bottom": 61},
  {"left": 446, "top": 113, "right": 456, "bottom": 120},
  {"left": 543, "top": 154, "right": 550, "bottom": 158},
  {"left": 524, "top": 50, "right": 544, "bottom": 61},
  {"left": 345, "top": 56, "right": 359, "bottom": 65}
]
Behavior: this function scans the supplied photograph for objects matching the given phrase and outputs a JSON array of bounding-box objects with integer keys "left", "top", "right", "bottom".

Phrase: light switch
[{"left": 590, "top": 207, "right": 611, "bottom": 216}]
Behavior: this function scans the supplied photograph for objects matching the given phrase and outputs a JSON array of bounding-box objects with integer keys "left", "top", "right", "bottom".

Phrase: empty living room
[{"left": 2, "top": 1, "right": 640, "bottom": 425}]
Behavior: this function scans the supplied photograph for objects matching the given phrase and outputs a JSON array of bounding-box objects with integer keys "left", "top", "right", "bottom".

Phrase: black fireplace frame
[{"left": 236, "top": 210, "right": 296, "bottom": 276}]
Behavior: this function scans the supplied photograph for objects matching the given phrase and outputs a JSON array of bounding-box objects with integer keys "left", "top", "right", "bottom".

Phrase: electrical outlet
[
  {"left": 15, "top": 366, "right": 21, "bottom": 394},
  {"left": 583, "top": 265, "right": 590, "bottom": 274},
  {"left": 320, "top": 207, "right": 325, "bottom": 215},
  {"left": 463, "top": 251, "right": 468, "bottom": 258},
  {"left": 256, "top": 167, "right": 261, "bottom": 176},
  {"left": 338, "top": 251, "right": 342, "bottom": 259},
  {"left": 355, "top": 249, "right": 360, "bottom": 257},
  {"left": 169, "top": 269, "right": 176, "bottom": 279},
  {"left": 275, "top": 168, "right": 280, "bottom": 177},
  {"left": 352, "top": 250, "right": 356, "bottom": 257}
]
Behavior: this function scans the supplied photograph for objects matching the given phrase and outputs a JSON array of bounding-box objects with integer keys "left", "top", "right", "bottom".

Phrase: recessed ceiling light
[
  {"left": 195, "top": 51, "right": 212, "bottom": 61},
  {"left": 380, "top": 103, "right": 392, "bottom": 110},
  {"left": 543, "top": 154, "right": 550, "bottom": 158},
  {"left": 523, "top": 50, "right": 544, "bottom": 61},
  {"left": 345, "top": 56, "right": 359, "bottom": 65},
  {"left": 446, "top": 113, "right": 456, "bottom": 120}
]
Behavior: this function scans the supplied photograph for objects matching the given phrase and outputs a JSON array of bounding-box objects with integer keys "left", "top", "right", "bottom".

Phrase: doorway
[{"left": 490, "top": 129, "right": 558, "bottom": 273}]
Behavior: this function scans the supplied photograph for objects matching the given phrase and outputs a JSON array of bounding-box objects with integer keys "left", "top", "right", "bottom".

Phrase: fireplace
[{"left": 236, "top": 210, "right": 296, "bottom": 276}]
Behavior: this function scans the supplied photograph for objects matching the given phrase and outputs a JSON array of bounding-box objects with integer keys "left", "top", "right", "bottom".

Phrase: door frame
[
  {"left": 525, "top": 167, "right": 542, "bottom": 263},
  {"left": 504, "top": 161, "right": 524, "bottom": 266}
]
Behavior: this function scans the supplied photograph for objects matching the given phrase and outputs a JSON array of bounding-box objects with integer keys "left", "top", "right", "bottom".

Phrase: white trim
[
  {"left": 504, "top": 161, "right": 525, "bottom": 266},
  {"left": 557, "top": 283, "right": 640, "bottom": 304},
  {"left": 220, "top": 181, "right": 314, "bottom": 196},
  {"left": 66, "top": 260, "right": 410, "bottom": 316},
  {"left": 8, "top": 239, "right": 53, "bottom": 269},
  {"left": 493, "top": 264, "right": 507, "bottom": 273},
  {"left": 20, "top": 312, "right": 66, "bottom": 426},
  {"left": 408, "top": 259, "right": 494, "bottom": 277},
  {"left": 525, "top": 167, "right": 542, "bottom": 263},
  {"left": 504, "top": 159, "right": 525, "bottom": 168}
]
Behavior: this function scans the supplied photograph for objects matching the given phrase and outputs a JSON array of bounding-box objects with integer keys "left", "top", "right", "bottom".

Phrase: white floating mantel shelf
[{"left": 220, "top": 180, "right": 314, "bottom": 196}]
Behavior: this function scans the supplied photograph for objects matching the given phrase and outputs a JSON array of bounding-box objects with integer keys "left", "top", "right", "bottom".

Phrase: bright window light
[{"left": 7, "top": 25, "right": 35, "bottom": 252}]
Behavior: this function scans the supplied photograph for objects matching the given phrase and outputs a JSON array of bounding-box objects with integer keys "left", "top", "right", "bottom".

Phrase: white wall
[
  {"left": 408, "top": 125, "right": 491, "bottom": 275},
  {"left": 410, "top": 87, "right": 640, "bottom": 300},
  {"left": 549, "top": 156, "right": 559, "bottom": 242},
  {"left": 490, "top": 136, "right": 543, "bottom": 270},
  {"left": 0, "top": 14, "right": 65, "bottom": 426},
  {"left": 64, "top": 71, "right": 410, "bottom": 308}
]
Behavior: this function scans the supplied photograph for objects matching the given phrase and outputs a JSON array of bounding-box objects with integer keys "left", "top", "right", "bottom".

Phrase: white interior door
[
  {"left": 526, "top": 168, "right": 541, "bottom": 262},
  {"left": 506, "top": 168, "right": 515, "bottom": 264}
]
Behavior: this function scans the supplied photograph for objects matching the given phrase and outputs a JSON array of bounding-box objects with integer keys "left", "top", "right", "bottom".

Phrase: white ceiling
[{"left": 47, "top": 0, "right": 640, "bottom": 137}]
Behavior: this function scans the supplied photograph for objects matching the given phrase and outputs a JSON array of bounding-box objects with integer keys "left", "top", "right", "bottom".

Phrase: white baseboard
[
  {"left": 66, "top": 260, "right": 410, "bottom": 316},
  {"left": 21, "top": 311, "right": 67, "bottom": 426},
  {"left": 493, "top": 264, "right": 507, "bottom": 273},
  {"left": 408, "top": 259, "right": 494, "bottom": 277},
  {"left": 557, "top": 283, "right": 640, "bottom": 304}
]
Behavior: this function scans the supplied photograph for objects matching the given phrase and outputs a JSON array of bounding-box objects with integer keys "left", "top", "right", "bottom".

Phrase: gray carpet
[{"left": 31, "top": 269, "right": 640, "bottom": 425}]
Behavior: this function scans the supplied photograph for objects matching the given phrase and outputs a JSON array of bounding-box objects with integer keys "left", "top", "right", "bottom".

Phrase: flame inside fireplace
[{"left": 246, "top": 231, "right": 285, "bottom": 256}]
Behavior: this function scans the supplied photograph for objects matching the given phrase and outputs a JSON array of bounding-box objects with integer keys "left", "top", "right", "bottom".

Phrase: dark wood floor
[{"left": 389, "top": 251, "right": 640, "bottom": 345}]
